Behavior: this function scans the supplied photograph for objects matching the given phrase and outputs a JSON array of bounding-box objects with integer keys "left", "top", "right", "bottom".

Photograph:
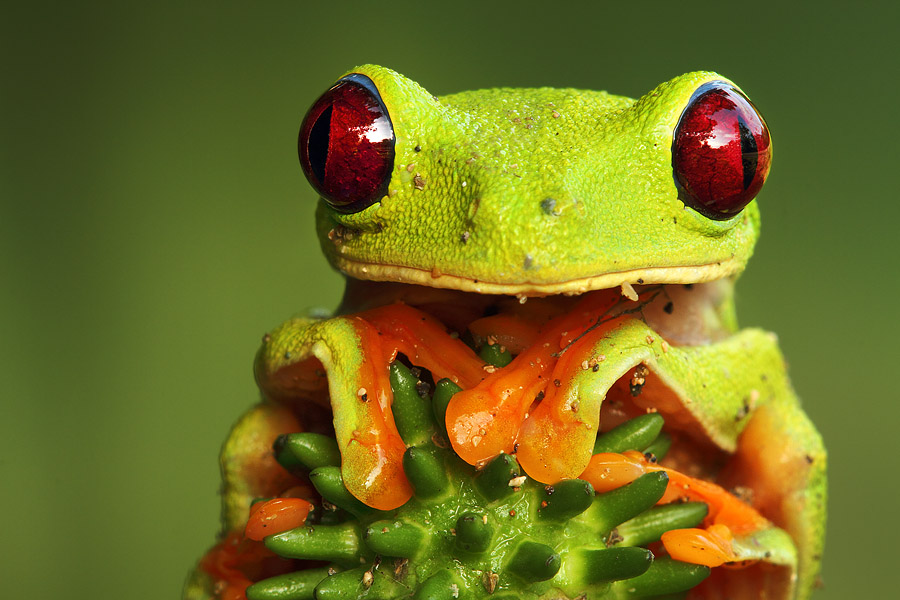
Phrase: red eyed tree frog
[{"left": 185, "top": 66, "right": 826, "bottom": 600}]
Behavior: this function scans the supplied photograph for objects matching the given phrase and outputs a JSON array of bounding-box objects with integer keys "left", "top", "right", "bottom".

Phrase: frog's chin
[{"left": 334, "top": 257, "right": 741, "bottom": 296}]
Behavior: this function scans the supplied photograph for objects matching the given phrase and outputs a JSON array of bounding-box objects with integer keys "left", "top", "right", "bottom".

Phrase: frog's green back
[{"left": 314, "top": 65, "right": 761, "bottom": 296}]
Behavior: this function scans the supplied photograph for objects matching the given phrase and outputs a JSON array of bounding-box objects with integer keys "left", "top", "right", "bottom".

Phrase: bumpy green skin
[{"left": 319, "top": 65, "right": 759, "bottom": 295}]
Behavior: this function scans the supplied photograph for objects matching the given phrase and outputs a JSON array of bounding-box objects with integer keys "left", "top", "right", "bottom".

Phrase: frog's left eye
[
  {"left": 298, "top": 74, "right": 395, "bottom": 213},
  {"left": 672, "top": 82, "right": 771, "bottom": 220}
]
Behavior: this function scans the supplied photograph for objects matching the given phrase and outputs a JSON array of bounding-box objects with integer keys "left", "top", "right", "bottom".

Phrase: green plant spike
[
  {"left": 273, "top": 432, "right": 341, "bottom": 472},
  {"left": 432, "top": 378, "right": 462, "bottom": 439},
  {"left": 478, "top": 342, "right": 513, "bottom": 367},
  {"left": 641, "top": 431, "right": 672, "bottom": 462},
  {"left": 593, "top": 413, "right": 665, "bottom": 454},
  {"left": 309, "top": 466, "right": 378, "bottom": 519},
  {"left": 389, "top": 362, "right": 435, "bottom": 446},
  {"left": 245, "top": 566, "right": 333, "bottom": 600},
  {"left": 413, "top": 570, "right": 464, "bottom": 600},
  {"left": 455, "top": 511, "right": 493, "bottom": 554},
  {"left": 365, "top": 519, "right": 428, "bottom": 558},
  {"left": 403, "top": 446, "right": 450, "bottom": 499},
  {"left": 507, "top": 540, "right": 562, "bottom": 582},
  {"left": 538, "top": 478, "right": 595, "bottom": 521},
  {"left": 613, "top": 502, "right": 708, "bottom": 548},
  {"left": 474, "top": 452, "right": 520, "bottom": 502},
  {"left": 264, "top": 522, "right": 368, "bottom": 566},
  {"left": 614, "top": 557, "right": 710, "bottom": 597},
  {"left": 569, "top": 547, "right": 653, "bottom": 585},
  {"left": 591, "top": 471, "right": 670, "bottom": 534}
]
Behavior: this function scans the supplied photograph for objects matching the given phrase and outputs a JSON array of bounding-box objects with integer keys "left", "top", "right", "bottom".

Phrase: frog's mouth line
[{"left": 332, "top": 256, "right": 741, "bottom": 296}]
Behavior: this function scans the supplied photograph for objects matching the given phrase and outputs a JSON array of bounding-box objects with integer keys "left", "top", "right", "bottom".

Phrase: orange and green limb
[
  {"left": 483, "top": 315, "right": 824, "bottom": 598},
  {"left": 255, "top": 304, "right": 485, "bottom": 510},
  {"left": 510, "top": 317, "right": 786, "bottom": 482}
]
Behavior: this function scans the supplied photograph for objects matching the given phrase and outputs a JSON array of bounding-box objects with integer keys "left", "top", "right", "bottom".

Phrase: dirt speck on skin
[
  {"left": 482, "top": 571, "right": 499, "bottom": 593},
  {"left": 630, "top": 365, "right": 648, "bottom": 397}
]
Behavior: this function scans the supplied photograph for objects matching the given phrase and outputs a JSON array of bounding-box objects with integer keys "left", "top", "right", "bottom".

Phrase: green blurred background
[{"left": 3, "top": 1, "right": 896, "bottom": 598}]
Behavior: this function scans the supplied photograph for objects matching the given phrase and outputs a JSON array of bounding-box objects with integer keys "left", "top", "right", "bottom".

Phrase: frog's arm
[
  {"left": 256, "top": 306, "right": 486, "bottom": 510},
  {"left": 584, "top": 320, "right": 825, "bottom": 598},
  {"left": 447, "top": 315, "right": 824, "bottom": 599},
  {"left": 256, "top": 314, "right": 413, "bottom": 510}
]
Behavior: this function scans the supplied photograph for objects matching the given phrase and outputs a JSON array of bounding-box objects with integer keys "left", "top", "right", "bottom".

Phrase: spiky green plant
[{"left": 242, "top": 362, "right": 712, "bottom": 600}]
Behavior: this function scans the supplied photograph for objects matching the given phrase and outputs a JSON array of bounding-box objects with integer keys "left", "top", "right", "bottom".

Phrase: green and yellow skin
[{"left": 186, "top": 66, "right": 825, "bottom": 600}]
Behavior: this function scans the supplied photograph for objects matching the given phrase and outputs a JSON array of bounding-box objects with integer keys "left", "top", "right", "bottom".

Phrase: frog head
[{"left": 299, "top": 65, "right": 771, "bottom": 296}]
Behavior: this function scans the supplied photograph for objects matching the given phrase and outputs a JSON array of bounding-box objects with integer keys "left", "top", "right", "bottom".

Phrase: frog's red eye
[
  {"left": 672, "top": 82, "right": 771, "bottom": 220},
  {"left": 298, "top": 74, "right": 395, "bottom": 213}
]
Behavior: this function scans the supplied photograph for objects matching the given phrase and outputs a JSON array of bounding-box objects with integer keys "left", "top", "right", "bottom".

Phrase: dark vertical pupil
[
  {"left": 308, "top": 105, "right": 332, "bottom": 185},
  {"left": 738, "top": 117, "right": 758, "bottom": 191}
]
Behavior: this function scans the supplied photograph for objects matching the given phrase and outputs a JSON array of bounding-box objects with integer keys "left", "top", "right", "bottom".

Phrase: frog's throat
[{"left": 333, "top": 257, "right": 740, "bottom": 296}]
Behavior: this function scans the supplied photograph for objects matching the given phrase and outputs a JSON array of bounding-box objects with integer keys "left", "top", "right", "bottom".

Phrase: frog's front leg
[
  {"left": 450, "top": 315, "right": 824, "bottom": 599},
  {"left": 255, "top": 305, "right": 486, "bottom": 510},
  {"left": 255, "top": 314, "right": 413, "bottom": 510}
]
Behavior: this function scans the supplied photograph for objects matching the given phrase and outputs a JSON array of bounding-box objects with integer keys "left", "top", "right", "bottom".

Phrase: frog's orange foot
[{"left": 254, "top": 301, "right": 489, "bottom": 510}]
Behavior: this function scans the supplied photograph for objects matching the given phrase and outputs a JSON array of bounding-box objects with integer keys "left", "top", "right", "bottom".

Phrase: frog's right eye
[
  {"left": 672, "top": 82, "right": 771, "bottom": 221},
  {"left": 298, "top": 74, "right": 395, "bottom": 213}
]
